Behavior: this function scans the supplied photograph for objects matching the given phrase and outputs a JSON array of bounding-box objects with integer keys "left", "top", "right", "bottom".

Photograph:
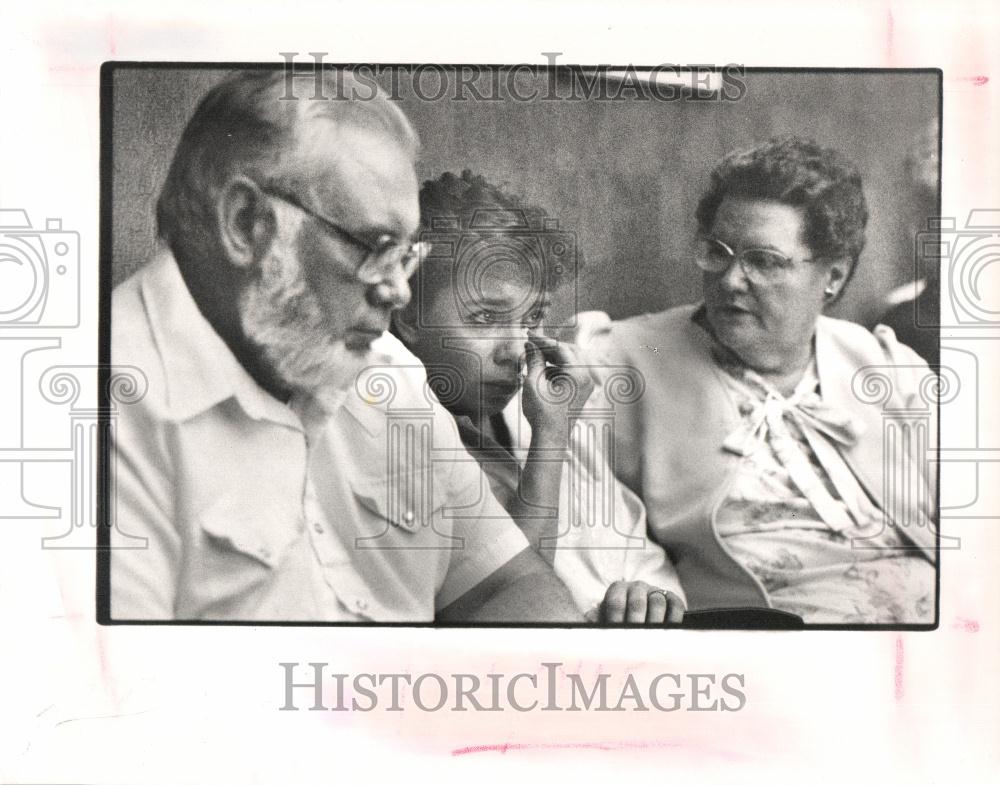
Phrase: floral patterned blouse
[{"left": 712, "top": 357, "right": 935, "bottom": 624}]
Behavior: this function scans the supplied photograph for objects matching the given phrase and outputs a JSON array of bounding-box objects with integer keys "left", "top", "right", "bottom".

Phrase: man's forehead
[{"left": 292, "top": 121, "right": 420, "bottom": 236}]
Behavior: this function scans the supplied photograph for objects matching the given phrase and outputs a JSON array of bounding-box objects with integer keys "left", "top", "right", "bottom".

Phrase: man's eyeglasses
[
  {"left": 259, "top": 185, "right": 430, "bottom": 285},
  {"left": 694, "top": 236, "right": 812, "bottom": 284}
]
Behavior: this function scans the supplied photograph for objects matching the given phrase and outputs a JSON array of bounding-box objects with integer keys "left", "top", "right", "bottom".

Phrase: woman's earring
[{"left": 824, "top": 285, "right": 837, "bottom": 299}]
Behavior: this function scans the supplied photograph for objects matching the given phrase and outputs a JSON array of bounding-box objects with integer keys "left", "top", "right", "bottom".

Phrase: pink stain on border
[
  {"left": 953, "top": 618, "right": 981, "bottom": 632},
  {"left": 106, "top": 14, "right": 118, "bottom": 57},
  {"left": 886, "top": 7, "right": 895, "bottom": 62},
  {"left": 452, "top": 740, "right": 744, "bottom": 761},
  {"left": 958, "top": 76, "right": 990, "bottom": 86},
  {"left": 894, "top": 637, "right": 905, "bottom": 701}
]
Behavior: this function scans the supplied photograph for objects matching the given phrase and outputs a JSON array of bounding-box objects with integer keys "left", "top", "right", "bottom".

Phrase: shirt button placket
[{"left": 303, "top": 474, "right": 335, "bottom": 562}]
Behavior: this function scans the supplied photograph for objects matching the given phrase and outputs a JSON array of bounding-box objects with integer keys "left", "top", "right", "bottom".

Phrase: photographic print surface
[{"left": 102, "top": 65, "right": 942, "bottom": 628}]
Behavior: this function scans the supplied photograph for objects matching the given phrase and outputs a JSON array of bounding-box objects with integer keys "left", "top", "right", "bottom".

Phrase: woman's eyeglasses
[
  {"left": 259, "top": 185, "right": 430, "bottom": 285},
  {"left": 695, "top": 236, "right": 811, "bottom": 284}
]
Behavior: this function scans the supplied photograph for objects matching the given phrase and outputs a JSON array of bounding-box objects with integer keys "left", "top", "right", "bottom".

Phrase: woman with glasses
[{"left": 587, "top": 137, "right": 937, "bottom": 624}]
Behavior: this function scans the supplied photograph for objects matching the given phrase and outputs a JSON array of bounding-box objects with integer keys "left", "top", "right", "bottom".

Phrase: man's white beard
[{"left": 239, "top": 219, "right": 371, "bottom": 411}]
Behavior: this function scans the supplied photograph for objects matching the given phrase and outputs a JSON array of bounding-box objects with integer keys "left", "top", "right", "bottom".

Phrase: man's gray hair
[{"left": 156, "top": 69, "right": 419, "bottom": 264}]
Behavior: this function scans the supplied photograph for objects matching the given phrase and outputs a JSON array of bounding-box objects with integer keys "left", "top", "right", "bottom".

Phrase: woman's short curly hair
[
  {"left": 418, "top": 169, "right": 547, "bottom": 229},
  {"left": 695, "top": 136, "right": 869, "bottom": 290},
  {"left": 413, "top": 170, "right": 569, "bottom": 300}
]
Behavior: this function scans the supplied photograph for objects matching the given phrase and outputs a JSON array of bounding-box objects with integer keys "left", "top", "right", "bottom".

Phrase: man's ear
[
  {"left": 823, "top": 257, "right": 851, "bottom": 301},
  {"left": 216, "top": 176, "right": 276, "bottom": 270}
]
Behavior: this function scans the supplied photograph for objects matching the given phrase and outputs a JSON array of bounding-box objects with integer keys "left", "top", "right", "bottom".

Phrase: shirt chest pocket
[
  {"left": 181, "top": 494, "right": 306, "bottom": 617},
  {"left": 349, "top": 470, "right": 454, "bottom": 550}
]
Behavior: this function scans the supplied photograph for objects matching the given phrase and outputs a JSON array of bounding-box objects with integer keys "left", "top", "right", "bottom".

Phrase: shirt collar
[
  {"left": 337, "top": 331, "right": 412, "bottom": 438},
  {"left": 691, "top": 305, "right": 864, "bottom": 451},
  {"left": 724, "top": 362, "right": 820, "bottom": 407},
  {"left": 140, "top": 248, "right": 300, "bottom": 428}
]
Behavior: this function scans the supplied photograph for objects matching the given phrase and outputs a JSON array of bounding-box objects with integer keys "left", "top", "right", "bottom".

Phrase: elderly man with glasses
[{"left": 109, "top": 70, "right": 580, "bottom": 622}]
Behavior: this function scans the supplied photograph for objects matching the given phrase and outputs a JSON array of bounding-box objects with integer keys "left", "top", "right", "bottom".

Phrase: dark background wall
[{"left": 111, "top": 67, "right": 938, "bottom": 327}]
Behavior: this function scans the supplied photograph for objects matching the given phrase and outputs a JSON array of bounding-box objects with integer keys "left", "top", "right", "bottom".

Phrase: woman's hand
[
  {"left": 521, "top": 330, "right": 596, "bottom": 450},
  {"left": 595, "top": 580, "right": 686, "bottom": 624}
]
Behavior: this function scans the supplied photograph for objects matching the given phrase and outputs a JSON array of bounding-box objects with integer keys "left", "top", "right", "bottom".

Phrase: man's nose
[{"left": 367, "top": 268, "right": 412, "bottom": 310}]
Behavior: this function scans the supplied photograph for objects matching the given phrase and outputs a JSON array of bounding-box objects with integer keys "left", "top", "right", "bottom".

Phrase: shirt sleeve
[
  {"left": 616, "top": 481, "right": 687, "bottom": 605},
  {"left": 566, "top": 420, "right": 688, "bottom": 608},
  {"left": 433, "top": 448, "right": 532, "bottom": 612},
  {"left": 109, "top": 394, "right": 182, "bottom": 620}
]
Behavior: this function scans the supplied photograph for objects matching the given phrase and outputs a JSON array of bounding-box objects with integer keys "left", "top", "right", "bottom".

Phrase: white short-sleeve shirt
[
  {"left": 109, "top": 250, "right": 529, "bottom": 621},
  {"left": 493, "top": 395, "right": 686, "bottom": 617}
]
